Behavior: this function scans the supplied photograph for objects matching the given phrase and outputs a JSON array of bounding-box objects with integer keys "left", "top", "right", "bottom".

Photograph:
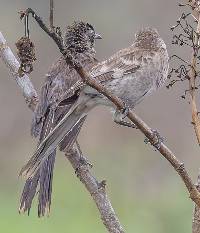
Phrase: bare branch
[
  {"left": 0, "top": 31, "right": 125, "bottom": 233},
  {"left": 192, "top": 170, "right": 200, "bottom": 233},
  {"left": 170, "top": 2, "right": 200, "bottom": 231},
  {"left": 182, "top": 2, "right": 200, "bottom": 231},
  {"left": 65, "top": 145, "right": 125, "bottom": 233},
  {"left": 188, "top": 14, "right": 200, "bottom": 144},
  {"left": 0, "top": 32, "right": 38, "bottom": 110},
  {"left": 50, "top": 0, "right": 54, "bottom": 29},
  {"left": 23, "top": 8, "right": 64, "bottom": 52}
]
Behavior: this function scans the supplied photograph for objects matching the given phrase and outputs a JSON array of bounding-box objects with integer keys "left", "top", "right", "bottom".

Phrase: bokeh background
[{"left": 0, "top": 0, "right": 199, "bottom": 232}]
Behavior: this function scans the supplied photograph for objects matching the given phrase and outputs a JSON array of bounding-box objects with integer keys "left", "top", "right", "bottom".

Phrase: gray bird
[
  {"left": 20, "top": 27, "right": 169, "bottom": 184},
  {"left": 19, "top": 21, "right": 102, "bottom": 217}
]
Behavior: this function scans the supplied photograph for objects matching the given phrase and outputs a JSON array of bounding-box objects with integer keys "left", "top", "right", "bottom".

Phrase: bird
[
  {"left": 19, "top": 21, "right": 102, "bottom": 217},
  {"left": 20, "top": 27, "right": 169, "bottom": 188}
]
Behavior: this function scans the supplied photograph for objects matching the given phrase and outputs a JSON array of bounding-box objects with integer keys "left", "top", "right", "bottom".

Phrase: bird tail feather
[
  {"left": 20, "top": 97, "right": 89, "bottom": 179},
  {"left": 19, "top": 150, "right": 56, "bottom": 217}
]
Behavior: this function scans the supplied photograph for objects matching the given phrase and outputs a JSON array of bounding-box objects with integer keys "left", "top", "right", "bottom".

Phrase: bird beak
[{"left": 94, "top": 33, "right": 102, "bottom": 39}]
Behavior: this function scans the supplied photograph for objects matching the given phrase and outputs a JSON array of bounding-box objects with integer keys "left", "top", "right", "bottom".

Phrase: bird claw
[
  {"left": 115, "top": 102, "right": 129, "bottom": 119},
  {"left": 121, "top": 103, "right": 129, "bottom": 117},
  {"left": 113, "top": 103, "right": 137, "bottom": 129},
  {"left": 144, "top": 129, "right": 164, "bottom": 150}
]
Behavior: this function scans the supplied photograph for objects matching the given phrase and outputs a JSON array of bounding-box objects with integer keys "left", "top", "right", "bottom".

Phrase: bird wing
[
  {"left": 19, "top": 98, "right": 88, "bottom": 179},
  {"left": 86, "top": 47, "right": 164, "bottom": 109},
  {"left": 20, "top": 56, "right": 97, "bottom": 181},
  {"left": 90, "top": 47, "right": 158, "bottom": 83},
  {"left": 31, "top": 58, "right": 81, "bottom": 138}
]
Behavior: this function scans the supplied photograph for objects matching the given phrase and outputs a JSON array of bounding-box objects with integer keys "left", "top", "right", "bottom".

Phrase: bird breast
[{"left": 105, "top": 71, "right": 154, "bottom": 109}]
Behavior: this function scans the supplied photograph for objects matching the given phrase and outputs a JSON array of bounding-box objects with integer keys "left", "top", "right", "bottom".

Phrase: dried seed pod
[{"left": 16, "top": 36, "right": 36, "bottom": 76}]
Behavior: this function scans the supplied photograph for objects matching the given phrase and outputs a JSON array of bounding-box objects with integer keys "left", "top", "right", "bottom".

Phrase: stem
[
  {"left": 188, "top": 15, "right": 200, "bottom": 144},
  {"left": 50, "top": 0, "right": 54, "bottom": 29}
]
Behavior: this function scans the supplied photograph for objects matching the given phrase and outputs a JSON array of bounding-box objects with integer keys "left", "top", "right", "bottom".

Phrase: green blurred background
[{"left": 0, "top": 0, "right": 199, "bottom": 232}]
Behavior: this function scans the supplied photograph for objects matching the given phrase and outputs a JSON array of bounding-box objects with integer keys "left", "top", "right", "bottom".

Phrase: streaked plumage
[
  {"left": 20, "top": 27, "right": 169, "bottom": 192},
  {"left": 19, "top": 21, "right": 101, "bottom": 216}
]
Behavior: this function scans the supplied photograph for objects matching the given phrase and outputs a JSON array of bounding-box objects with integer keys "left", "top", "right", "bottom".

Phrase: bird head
[
  {"left": 64, "top": 21, "right": 102, "bottom": 54},
  {"left": 134, "top": 27, "right": 163, "bottom": 50}
]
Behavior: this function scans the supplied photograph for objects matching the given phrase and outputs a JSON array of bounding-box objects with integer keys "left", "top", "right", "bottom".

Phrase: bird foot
[
  {"left": 113, "top": 104, "right": 137, "bottom": 129},
  {"left": 144, "top": 129, "right": 164, "bottom": 150}
]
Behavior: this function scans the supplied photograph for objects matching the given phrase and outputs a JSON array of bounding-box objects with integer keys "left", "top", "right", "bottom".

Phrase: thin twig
[
  {"left": 0, "top": 31, "right": 125, "bottom": 233},
  {"left": 24, "top": 8, "right": 64, "bottom": 51},
  {"left": 50, "top": 0, "right": 54, "bottom": 29},
  {"left": 21, "top": 8, "right": 200, "bottom": 208}
]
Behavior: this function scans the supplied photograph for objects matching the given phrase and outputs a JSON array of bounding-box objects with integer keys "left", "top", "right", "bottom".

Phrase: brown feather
[{"left": 20, "top": 45, "right": 98, "bottom": 216}]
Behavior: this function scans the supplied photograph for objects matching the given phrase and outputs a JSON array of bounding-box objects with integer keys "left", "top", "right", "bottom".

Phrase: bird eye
[{"left": 86, "top": 23, "right": 94, "bottom": 31}]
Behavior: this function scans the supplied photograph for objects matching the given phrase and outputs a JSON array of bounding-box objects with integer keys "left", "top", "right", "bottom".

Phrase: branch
[
  {"left": 0, "top": 31, "right": 125, "bottom": 233},
  {"left": 188, "top": 13, "right": 200, "bottom": 144},
  {"left": 65, "top": 145, "right": 125, "bottom": 233},
  {"left": 23, "top": 7, "right": 200, "bottom": 208},
  {"left": 193, "top": 170, "right": 200, "bottom": 233},
  {"left": 185, "top": 4, "right": 200, "bottom": 231},
  {"left": 49, "top": 0, "right": 54, "bottom": 29},
  {"left": 0, "top": 32, "right": 38, "bottom": 111}
]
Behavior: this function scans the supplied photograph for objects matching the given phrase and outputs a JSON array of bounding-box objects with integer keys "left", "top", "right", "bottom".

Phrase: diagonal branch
[
  {"left": 65, "top": 144, "right": 125, "bottom": 233},
  {"left": 22, "top": 7, "right": 200, "bottom": 208},
  {"left": 0, "top": 31, "right": 125, "bottom": 233}
]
